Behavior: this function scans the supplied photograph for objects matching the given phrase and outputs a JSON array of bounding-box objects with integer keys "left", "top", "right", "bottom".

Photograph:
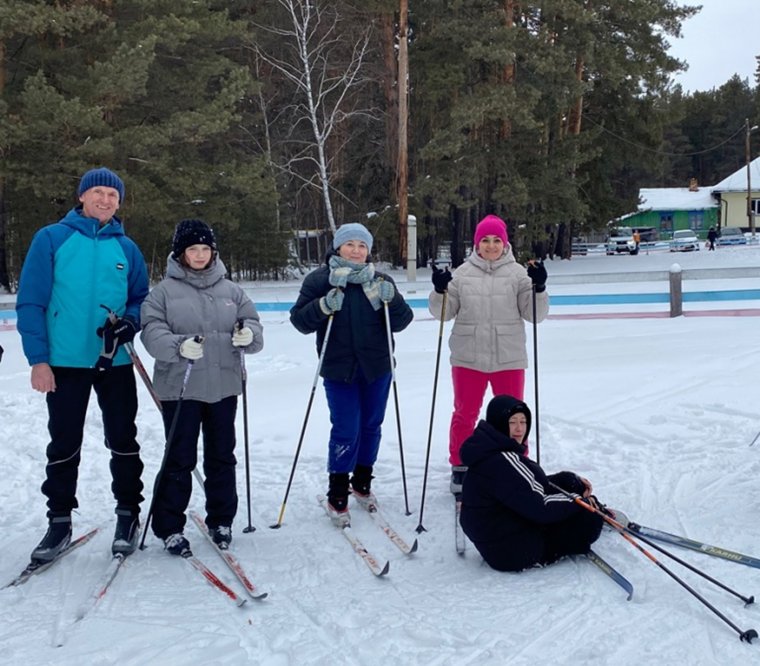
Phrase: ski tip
[
  {"left": 377, "top": 561, "right": 390, "bottom": 577},
  {"left": 252, "top": 591, "right": 269, "bottom": 601},
  {"left": 408, "top": 538, "right": 419, "bottom": 554},
  {"left": 740, "top": 628, "right": 758, "bottom": 643}
]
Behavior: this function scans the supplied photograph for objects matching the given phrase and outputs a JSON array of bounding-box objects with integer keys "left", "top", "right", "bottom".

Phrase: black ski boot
[
  {"left": 31, "top": 515, "right": 72, "bottom": 563},
  {"left": 164, "top": 533, "right": 192, "bottom": 557},
  {"left": 450, "top": 465, "right": 468, "bottom": 495},
  {"left": 326, "top": 472, "right": 350, "bottom": 525},
  {"left": 210, "top": 525, "right": 232, "bottom": 550},
  {"left": 350, "top": 464, "right": 375, "bottom": 501},
  {"left": 112, "top": 509, "right": 140, "bottom": 556}
]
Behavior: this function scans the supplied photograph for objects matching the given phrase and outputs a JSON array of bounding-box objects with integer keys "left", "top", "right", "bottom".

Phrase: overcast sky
[{"left": 666, "top": 1, "right": 758, "bottom": 92}]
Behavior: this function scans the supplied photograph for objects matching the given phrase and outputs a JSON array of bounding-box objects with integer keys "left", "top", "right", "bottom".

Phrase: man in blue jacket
[{"left": 17, "top": 167, "right": 149, "bottom": 563}]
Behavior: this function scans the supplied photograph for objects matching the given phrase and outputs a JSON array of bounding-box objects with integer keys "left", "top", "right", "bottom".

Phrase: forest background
[{"left": 1, "top": 0, "right": 758, "bottom": 289}]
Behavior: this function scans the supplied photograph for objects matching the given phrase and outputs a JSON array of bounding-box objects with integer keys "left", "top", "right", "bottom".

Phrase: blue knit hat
[
  {"left": 333, "top": 222, "right": 373, "bottom": 253},
  {"left": 77, "top": 167, "right": 125, "bottom": 202}
]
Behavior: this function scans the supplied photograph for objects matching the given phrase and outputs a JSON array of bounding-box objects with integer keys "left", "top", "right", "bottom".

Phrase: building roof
[
  {"left": 711, "top": 156, "right": 760, "bottom": 192},
  {"left": 638, "top": 187, "right": 718, "bottom": 211}
]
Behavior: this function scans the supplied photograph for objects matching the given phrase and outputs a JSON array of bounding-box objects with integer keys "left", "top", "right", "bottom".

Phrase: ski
[
  {"left": 183, "top": 553, "right": 247, "bottom": 607},
  {"left": 454, "top": 495, "right": 466, "bottom": 556},
  {"left": 318, "top": 496, "right": 390, "bottom": 577},
  {"left": 586, "top": 549, "right": 634, "bottom": 600},
  {"left": 353, "top": 494, "right": 418, "bottom": 555},
  {"left": 627, "top": 522, "right": 760, "bottom": 570},
  {"left": 189, "top": 511, "right": 268, "bottom": 600},
  {"left": 75, "top": 553, "right": 128, "bottom": 621},
  {"left": 4, "top": 528, "right": 99, "bottom": 589}
]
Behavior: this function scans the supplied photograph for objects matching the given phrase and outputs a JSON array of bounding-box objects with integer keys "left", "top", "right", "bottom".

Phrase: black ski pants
[
  {"left": 43, "top": 365, "right": 144, "bottom": 519},
  {"left": 151, "top": 396, "right": 238, "bottom": 539}
]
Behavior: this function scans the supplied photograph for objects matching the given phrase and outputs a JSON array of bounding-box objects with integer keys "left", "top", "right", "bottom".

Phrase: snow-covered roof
[
  {"left": 638, "top": 187, "right": 718, "bottom": 211},
  {"left": 711, "top": 156, "right": 760, "bottom": 192}
]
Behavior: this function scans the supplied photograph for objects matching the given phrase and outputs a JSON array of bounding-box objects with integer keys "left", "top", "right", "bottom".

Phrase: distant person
[
  {"left": 428, "top": 215, "right": 549, "bottom": 496},
  {"left": 707, "top": 226, "right": 717, "bottom": 251},
  {"left": 632, "top": 229, "right": 641, "bottom": 253},
  {"left": 459, "top": 395, "right": 604, "bottom": 572},
  {"left": 17, "top": 167, "right": 149, "bottom": 564},
  {"left": 290, "top": 223, "right": 413, "bottom": 522},
  {"left": 140, "top": 219, "right": 264, "bottom": 556}
]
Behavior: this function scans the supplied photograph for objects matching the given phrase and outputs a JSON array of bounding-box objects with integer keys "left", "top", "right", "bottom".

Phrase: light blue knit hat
[{"left": 332, "top": 222, "right": 373, "bottom": 253}]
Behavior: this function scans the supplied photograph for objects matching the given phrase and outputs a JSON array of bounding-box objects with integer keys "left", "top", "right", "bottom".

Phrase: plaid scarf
[{"left": 328, "top": 255, "right": 382, "bottom": 311}]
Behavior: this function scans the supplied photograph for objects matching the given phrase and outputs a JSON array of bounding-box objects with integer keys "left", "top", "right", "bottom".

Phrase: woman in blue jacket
[
  {"left": 290, "top": 223, "right": 413, "bottom": 521},
  {"left": 460, "top": 395, "right": 603, "bottom": 571}
]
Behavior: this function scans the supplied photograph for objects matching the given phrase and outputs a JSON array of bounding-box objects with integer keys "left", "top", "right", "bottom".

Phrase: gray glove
[
  {"left": 378, "top": 280, "right": 395, "bottom": 303},
  {"left": 320, "top": 288, "right": 344, "bottom": 314}
]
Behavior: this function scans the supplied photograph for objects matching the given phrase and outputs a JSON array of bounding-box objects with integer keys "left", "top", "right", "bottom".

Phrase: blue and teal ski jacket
[{"left": 17, "top": 207, "right": 149, "bottom": 368}]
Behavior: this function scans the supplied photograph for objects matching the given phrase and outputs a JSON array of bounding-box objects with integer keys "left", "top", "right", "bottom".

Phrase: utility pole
[
  {"left": 747, "top": 118, "right": 758, "bottom": 238},
  {"left": 397, "top": 0, "right": 409, "bottom": 267}
]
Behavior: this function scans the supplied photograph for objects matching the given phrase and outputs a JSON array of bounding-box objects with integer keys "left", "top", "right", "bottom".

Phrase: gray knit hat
[
  {"left": 77, "top": 167, "right": 125, "bottom": 202},
  {"left": 332, "top": 222, "right": 373, "bottom": 253}
]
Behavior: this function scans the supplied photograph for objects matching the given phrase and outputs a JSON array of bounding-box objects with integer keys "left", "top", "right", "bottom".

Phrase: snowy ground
[{"left": 3, "top": 246, "right": 760, "bottom": 665}]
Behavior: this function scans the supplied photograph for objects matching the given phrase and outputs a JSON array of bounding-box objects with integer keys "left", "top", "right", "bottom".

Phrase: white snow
[{"left": 3, "top": 246, "right": 760, "bottom": 664}]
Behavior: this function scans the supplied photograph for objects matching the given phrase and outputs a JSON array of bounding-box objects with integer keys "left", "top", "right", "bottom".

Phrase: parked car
[
  {"left": 717, "top": 227, "right": 747, "bottom": 246},
  {"left": 606, "top": 227, "right": 637, "bottom": 255},
  {"left": 669, "top": 229, "right": 700, "bottom": 252}
]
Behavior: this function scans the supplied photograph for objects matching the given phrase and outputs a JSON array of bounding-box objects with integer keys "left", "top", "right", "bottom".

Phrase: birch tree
[{"left": 251, "top": 0, "right": 375, "bottom": 234}]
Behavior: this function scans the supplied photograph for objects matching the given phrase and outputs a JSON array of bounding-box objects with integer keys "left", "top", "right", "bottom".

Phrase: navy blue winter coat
[{"left": 290, "top": 264, "right": 413, "bottom": 383}]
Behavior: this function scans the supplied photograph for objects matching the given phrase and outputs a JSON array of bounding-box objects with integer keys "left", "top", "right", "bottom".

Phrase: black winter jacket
[
  {"left": 290, "top": 265, "right": 413, "bottom": 383},
  {"left": 459, "top": 418, "right": 588, "bottom": 570}
]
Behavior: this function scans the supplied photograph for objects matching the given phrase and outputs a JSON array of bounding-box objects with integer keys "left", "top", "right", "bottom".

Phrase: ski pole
[
  {"left": 139, "top": 338, "right": 203, "bottom": 549},
  {"left": 416, "top": 290, "right": 447, "bottom": 534},
  {"left": 383, "top": 297, "right": 411, "bottom": 516},
  {"left": 531, "top": 282, "right": 540, "bottom": 465},
  {"left": 550, "top": 483, "right": 756, "bottom": 605},
  {"left": 550, "top": 485, "right": 758, "bottom": 642},
  {"left": 270, "top": 314, "right": 335, "bottom": 529},
  {"left": 124, "top": 341, "right": 162, "bottom": 411},
  {"left": 236, "top": 319, "right": 255, "bottom": 534}
]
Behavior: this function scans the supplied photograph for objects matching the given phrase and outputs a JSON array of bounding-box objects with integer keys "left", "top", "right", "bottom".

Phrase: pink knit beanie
[{"left": 474, "top": 215, "right": 508, "bottom": 246}]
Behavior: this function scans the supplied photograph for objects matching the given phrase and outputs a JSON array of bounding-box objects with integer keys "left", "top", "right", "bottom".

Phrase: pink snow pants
[{"left": 449, "top": 366, "right": 525, "bottom": 465}]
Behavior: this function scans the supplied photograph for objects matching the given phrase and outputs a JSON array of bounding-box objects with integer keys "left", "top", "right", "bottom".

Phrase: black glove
[
  {"left": 527, "top": 260, "right": 547, "bottom": 293},
  {"left": 431, "top": 267, "right": 453, "bottom": 294},
  {"left": 95, "top": 315, "right": 136, "bottom": 371}
]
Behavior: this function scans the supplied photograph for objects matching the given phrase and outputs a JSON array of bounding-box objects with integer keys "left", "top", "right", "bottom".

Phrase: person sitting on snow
[{"left": 459, "top": 394, "right": 604, "bottom": 572}]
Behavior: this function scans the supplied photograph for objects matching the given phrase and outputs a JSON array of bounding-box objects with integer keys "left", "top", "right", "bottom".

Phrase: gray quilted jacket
[{"left": 140, "top": 254, "right": 263, "bottom": 402}]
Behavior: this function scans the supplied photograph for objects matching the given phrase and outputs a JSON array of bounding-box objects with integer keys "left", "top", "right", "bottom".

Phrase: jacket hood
[
  {"left": 165, "top": 252, "right": 227, "bottom": 288},
  {"left": 62, "top": 206, "right": 125, "bottom": 239},
  {"left": 460, "top": 419, "right": 527, "bottom": 467},
  {"left": 485, "top": 394, "right": 532, "bottom": 444},
  {"left": 467, "top": 244, "right": 516, "bottom": 272}
]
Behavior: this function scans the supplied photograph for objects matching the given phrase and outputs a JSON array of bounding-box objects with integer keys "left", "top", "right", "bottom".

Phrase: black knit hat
[
  {"left": 486, "top": 395, "right": 532, "bottom": 444},
  {"left": 172, "top": 219, "right": 217, "bottom": 258}
]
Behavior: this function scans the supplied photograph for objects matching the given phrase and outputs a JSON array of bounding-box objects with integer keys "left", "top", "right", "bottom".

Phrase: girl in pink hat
[{"left": 428, "top": 214, "right": 548, "bottom": 495}]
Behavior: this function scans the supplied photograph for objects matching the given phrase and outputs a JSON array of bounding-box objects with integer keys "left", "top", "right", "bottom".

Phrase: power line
[{"left": 583, "top": 115, "right": 746, "bottom": 157}]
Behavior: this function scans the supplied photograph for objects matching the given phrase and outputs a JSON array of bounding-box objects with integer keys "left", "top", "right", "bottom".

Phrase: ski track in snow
[{"left": 3, "top": 248, "right": 760, "bottom": 664}]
